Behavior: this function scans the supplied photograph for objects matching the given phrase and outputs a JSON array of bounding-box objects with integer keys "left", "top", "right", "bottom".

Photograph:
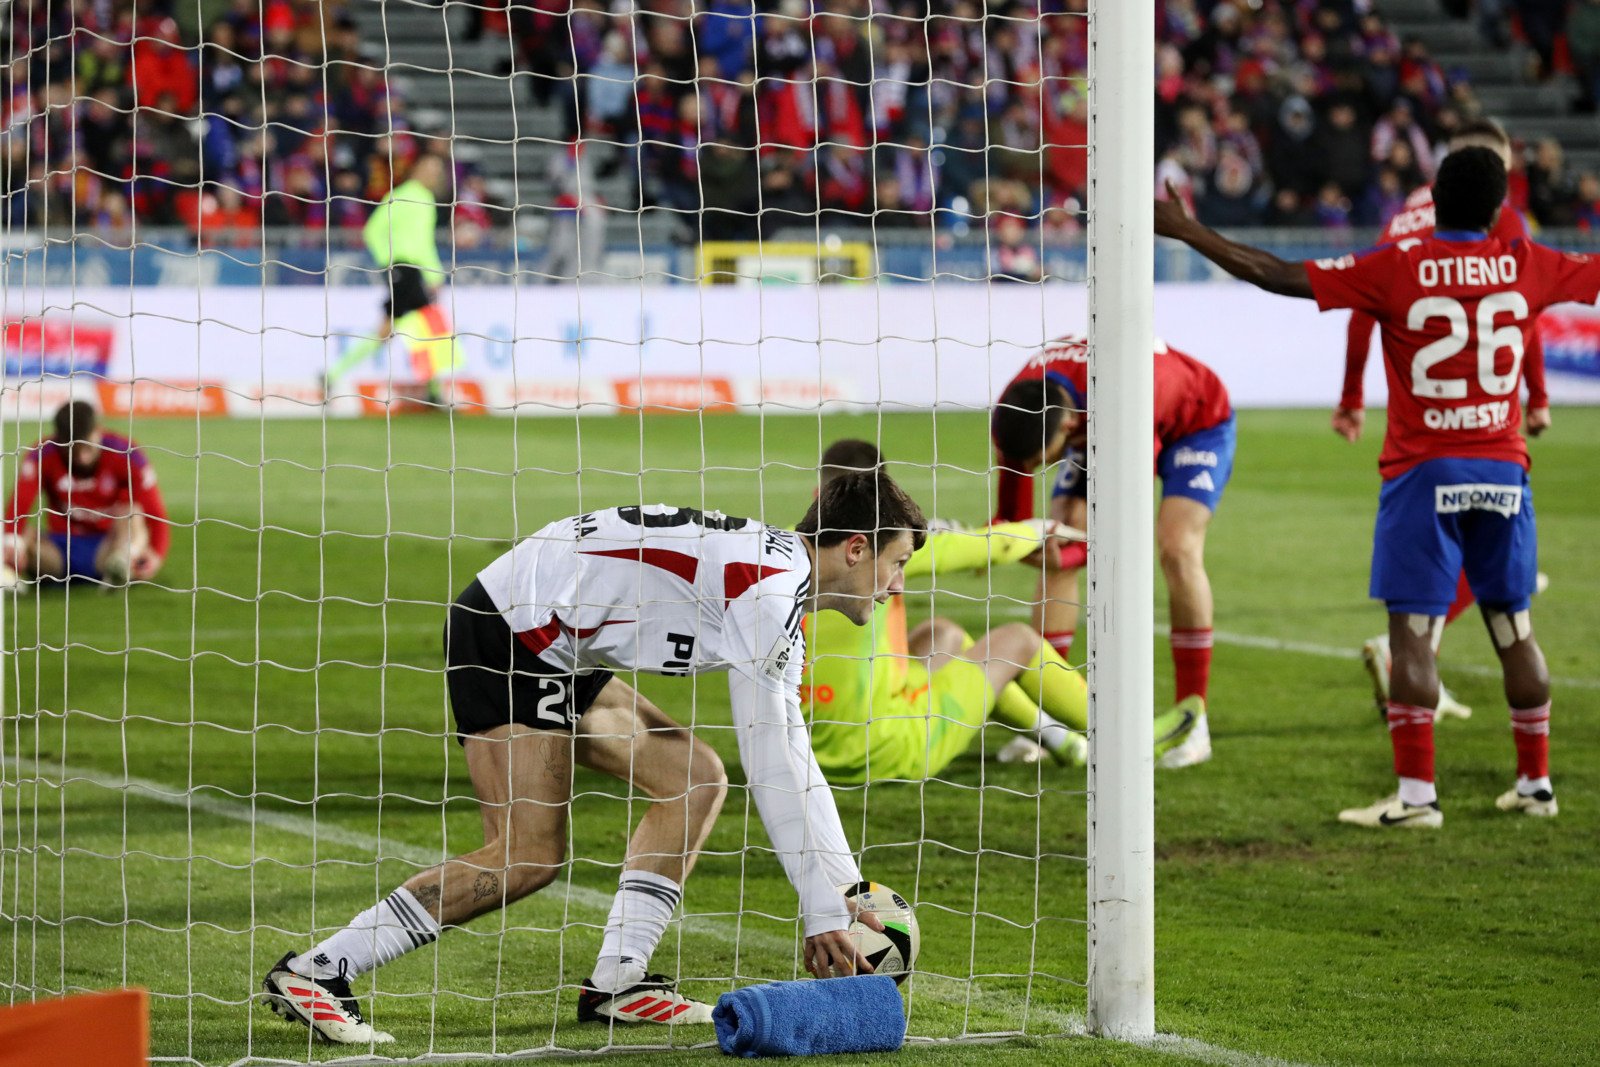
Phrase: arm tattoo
[{"left": 472, "top": 871, "right": 501, "bottom": 904}]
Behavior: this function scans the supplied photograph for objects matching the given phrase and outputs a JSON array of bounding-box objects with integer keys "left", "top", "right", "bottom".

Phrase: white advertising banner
[{"left": 5, "top": 283, "right": 1599, "bottom": 417}]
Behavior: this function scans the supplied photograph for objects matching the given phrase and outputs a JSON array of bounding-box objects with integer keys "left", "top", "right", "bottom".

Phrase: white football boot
[
  {"left": 1337, "top": 793, "right": 1443, "bottom": 829},
  {"left": 577, "top": 974, "right": 713, "bottom": 1025},
  {"left": 1496, "top": 780, "right": 1558, "bottom": 817},
  {"left": 261, "top": 952, "right": 394, "bottom": 1044},
  {"left": 1155, "top": 697, "right": 1210, "bottom": 769}
]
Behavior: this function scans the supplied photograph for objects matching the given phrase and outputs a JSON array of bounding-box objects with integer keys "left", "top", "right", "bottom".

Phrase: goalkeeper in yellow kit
[
  {"left": 802, "top": 440, "right": 1199, "bottom": 783},
  {"left": 323, "top": 153, "right": 463, "bottom": 406}
]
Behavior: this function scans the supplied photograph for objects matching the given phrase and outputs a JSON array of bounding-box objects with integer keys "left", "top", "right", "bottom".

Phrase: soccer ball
[{"left": 841, "top": 881, "right": 919, "bottom": 984}]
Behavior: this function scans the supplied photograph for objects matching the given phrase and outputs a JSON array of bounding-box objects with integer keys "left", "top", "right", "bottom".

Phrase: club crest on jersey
[
  {"left": 1435, "top": 484, "right": 1522, "bottom": 517},
  {"left": 1423, "top": 401, "right": 1510, "bottom": 431}
]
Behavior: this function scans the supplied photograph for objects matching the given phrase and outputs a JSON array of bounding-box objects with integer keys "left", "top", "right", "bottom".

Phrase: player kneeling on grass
[
  {"left": 802, "top": 440, "right": 1197, "bottom": 782},
  {"left": 262, "top": 472, "right": 922, "bottom": 1043},
  {"left": 989, "top": 337, "right": 1232, "bottom": 769},
  {"left": 1, "top": 401, "right": 169, "bottom": 588},
  {"left": 1155, "top": 147, "right": 1578, "bottom": 827}
]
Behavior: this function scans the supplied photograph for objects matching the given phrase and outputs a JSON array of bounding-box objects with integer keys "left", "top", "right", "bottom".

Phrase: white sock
[
  {"left": 1035, "top": 710, "right": 1073, "bottom": 756},
  {"left": 590, "top": 870, "right": 681, "bottom": 993},
  {"left": 1519, "top": 775, "right": 1553, "bottom": 796},
  {"left": 1398, "top": 776, "right": 1437, "bottom": 807},
  {"left": 290, "top": 886, "right": 441, "bottom": 981}
]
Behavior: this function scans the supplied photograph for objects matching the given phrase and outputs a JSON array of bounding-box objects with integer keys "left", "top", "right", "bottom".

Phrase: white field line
[
  {"left": 1157, "top": 624, "right": 1600, "bottom": 693},
  {"left": 0, "top": 753, "right": 1312, "bottom": 1067},
  {"left": 65, "top": 617, "right": 1600, "bottom": 692}
]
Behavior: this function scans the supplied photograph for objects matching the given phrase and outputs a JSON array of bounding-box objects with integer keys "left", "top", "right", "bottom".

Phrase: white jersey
[{"left": 477, "top": 504, "right": 860, "bottom": 936}]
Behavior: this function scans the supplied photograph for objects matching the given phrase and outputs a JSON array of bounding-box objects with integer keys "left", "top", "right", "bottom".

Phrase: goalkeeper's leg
[{"left": 916, "top": 620, "right": 1086, "bottom": 766}]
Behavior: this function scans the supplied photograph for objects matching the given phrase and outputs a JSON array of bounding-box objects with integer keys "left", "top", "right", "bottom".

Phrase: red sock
[
  {"left": 1444, "top": 571, "right": 1475, "bottom": 626},
  {"left": 1386, "top": 703, "right": 1436, "bottom": 782},
  {"left": 1170, "top": 628, "right": 1213, "bottom": 703},
  {"left": 1044, "top": 630, "right": 1075, "bottom": 661},
  {"left": 1510, "top": 702, "right": 1551, "bottom": 779}
]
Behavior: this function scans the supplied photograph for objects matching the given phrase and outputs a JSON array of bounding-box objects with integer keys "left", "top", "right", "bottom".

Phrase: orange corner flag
[{"left": 0, "top": 988, "right": 148, "bottom": 1067}]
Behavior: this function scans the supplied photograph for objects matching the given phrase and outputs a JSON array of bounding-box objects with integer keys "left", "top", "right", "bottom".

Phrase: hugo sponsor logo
[
  {"left": 1435, "top": 483, "right": 1522, "bottom": 517},
  {"left": 1170, "top": 446, "right": 1218, "bottom": 468},
  {"left": 1422, "top": 400, "right": 1511, "bottom": 431}
]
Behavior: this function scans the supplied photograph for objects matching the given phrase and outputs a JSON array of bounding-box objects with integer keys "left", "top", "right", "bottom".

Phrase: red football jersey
[
  {"left": 2, "top": 432, "right": 171, "bottom": 557},
  {"left": 992, "top": 336, "right": 1233, "bottom": 521},
  {"left": 1343, "top": 188, "right": 1548, "bottom": 408},
  {"left": 1309, "top": 234, "right": 1600, "bottom": 479}
]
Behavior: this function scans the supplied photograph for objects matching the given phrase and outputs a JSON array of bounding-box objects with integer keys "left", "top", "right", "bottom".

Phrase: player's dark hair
[
  {"left": 53, "top": 400, "right": 96, "bottom": 445},
  {"left": 991, "top": 378, "right": 1070, "bottom": 462},
  {"left": 1432, "top": 146, "right": 1506, "bottom": 232},
  {"left": 819, "top": 439, "right": 884, "bottom": 487},
  {"left": 796, "top": 470, "right": 927, "bottom": 553},
  {"left": 1448, "top": 117, "right": 1510, "bottom": 152}
]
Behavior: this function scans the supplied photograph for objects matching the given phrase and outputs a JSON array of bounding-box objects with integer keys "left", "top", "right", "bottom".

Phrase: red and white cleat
[
  {"left": 577, "top": 975, "right": 713, "bottom": 1025},
  {"left": 260, "top": 952, "right": 394, "bottom": 1045}
]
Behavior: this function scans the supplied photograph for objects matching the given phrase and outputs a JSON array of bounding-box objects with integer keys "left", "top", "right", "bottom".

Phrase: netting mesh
[{"left": 0, "top": 0, "right": 1098, "bottom": 1061}]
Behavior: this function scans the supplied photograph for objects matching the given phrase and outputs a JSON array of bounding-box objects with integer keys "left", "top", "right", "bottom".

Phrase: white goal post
[{"left": 1086, "top": 0, "right": 1157, "bottom": 1041}]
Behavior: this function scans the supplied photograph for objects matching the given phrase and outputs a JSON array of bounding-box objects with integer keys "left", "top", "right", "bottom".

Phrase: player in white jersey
[{"left": 261, "top": 471, "right": 926, "bottom": 1043}]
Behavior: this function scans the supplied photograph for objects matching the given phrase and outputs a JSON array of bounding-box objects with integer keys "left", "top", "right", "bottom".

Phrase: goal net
[{"left": 0, "top": 0, "right": 1152, "bottom": 1060}]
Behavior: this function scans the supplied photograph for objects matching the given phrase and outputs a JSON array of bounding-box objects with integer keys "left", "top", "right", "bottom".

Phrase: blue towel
[{"left": 713, "top": 975, "right": 905, "bottom": 1057}]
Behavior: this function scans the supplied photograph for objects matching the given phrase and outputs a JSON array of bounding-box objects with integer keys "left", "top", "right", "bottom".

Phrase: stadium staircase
[
  {"left": 1387, "top": 0, "right": 1600, "bottom": 174},
  {"left": 345, "top": 0, "right": 654, "bottom": 242}
]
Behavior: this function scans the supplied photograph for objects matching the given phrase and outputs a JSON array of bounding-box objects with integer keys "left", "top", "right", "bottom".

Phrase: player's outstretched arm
[{"left": 1154, "top": 181, "right": 1313, "bottom": 299}]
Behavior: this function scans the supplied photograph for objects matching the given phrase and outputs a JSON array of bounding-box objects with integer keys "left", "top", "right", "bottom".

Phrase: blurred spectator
[
  {"left": 1514, "top": 0, "right": 1569, "bottom": 80},
  {"left": 989, "top": 213, "right": 1040, "bottom": 283},
  {"left": 1370, "top": 100, "right": 1435, "bottom": 182},
  {"left": 1570, "top": 0, "right": 1600, "bottom": 113},
  {"left": 1198, "top": 146, "right": 1264, "bottom": 228},
  {"left": 1314, "top": 102, "right": 1371, "bottom": 199},
  {"left": 1527, "top": 138, "right": 1578, "bottom": 227},
  {"left": 2, "top": 0, "right": 410, "bottom": 239}
]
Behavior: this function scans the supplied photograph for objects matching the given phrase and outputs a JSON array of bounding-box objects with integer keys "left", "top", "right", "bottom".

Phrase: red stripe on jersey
[
  {"left": 516, "top": 617, "right": 563, "bottom": 656},
  {"left": 582, "top": 547, "right": 699, "bottom": 584},
  {"left": 568, "top": 619, "right": 635, "bottom": 638},
  {"left": 723, "top": 561, "right": 789, "bottom": 608}
]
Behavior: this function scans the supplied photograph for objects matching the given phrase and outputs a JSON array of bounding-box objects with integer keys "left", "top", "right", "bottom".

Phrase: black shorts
[
  {"left": 384, "top": 264, "right": 433, "bottom": 319},
  {"left": 444, "top": 579, "right": 613, "bottom": 743}
]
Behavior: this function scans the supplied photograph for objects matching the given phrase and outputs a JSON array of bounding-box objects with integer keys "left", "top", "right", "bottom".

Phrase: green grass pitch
[{"left": 1, "top": 408, "right": 1597, "bottom": 1067}]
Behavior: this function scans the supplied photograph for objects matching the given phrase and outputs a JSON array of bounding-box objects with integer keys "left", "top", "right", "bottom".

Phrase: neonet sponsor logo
[
  {"left": 1435, "top": 483, "right": 1522, "bottom": 517},
  {"left": 1422, "top": 400, "right": 1511, "bottom": 431}
]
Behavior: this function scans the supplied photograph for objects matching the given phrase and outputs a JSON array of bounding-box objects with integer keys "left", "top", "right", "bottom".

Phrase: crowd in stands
[
  {"left": 0, "top": 0, "right": 499, "bottom": 245},
  {"left": 5, "top": 0, "right": 1600, "bottom": 253},
  {"left": 1154, "top": 0, "right": 1600, "bottom": 231}
]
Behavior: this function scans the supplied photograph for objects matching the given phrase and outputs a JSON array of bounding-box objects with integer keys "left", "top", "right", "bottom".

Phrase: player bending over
[
  {"left": 1, "top": 401, "right": 168, "bottom": 587},
  {"left": 323, "top": 153, "right": 461, "bottom": 407},
  {"left": 1335, "top": 118, "right": 1552, "bottom": 724},
  {"left": 262, "top": 472, "right": 923, "bottom": 1043},
  {"left": 989, "top": 336, "right": 1233, "bottom": 769},
  {"left": 1156, "top": 146, "right": 1583, "bottom": 827},
  {"left": 802, "top": 440, "right": 1197, "bottom": 782}
]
